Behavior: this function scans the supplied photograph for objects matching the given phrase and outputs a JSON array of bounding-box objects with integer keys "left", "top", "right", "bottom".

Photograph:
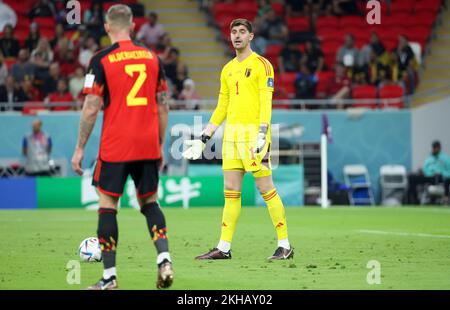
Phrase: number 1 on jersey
[
  {"left": 125, "top": 64, "right": 148, "bottom": 106},
  {"left": 236, "top": 81, "right": 239, "bottom": 95}
]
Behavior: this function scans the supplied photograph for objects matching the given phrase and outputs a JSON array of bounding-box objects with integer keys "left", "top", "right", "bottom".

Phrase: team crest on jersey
[
  {"left": 245, "top": 68, "right": 252, "bottom": 77},
  {"left": 267, "top": 77, "right": 274, "bottom": 88}
]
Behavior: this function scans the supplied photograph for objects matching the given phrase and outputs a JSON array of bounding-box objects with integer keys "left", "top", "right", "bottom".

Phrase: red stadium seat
[
  {"left": 414, "top": 0, "right": 442, "bottom": 14},
  {"left": 383, "top": 39, "right": 398, "bottom": 52},
  {"left": 383, "top": 14, "right": 410, "bottom": 28},
  {"left": 133, "top": 17, "right": 147, "bottom": 31},
  {"left": 390, "top": 1, "right": 413, "bottom": 14},
  {"left": 286, "top": 17, "right": 310, "bottom": 32},
  {"left": 279, "top": 72, "right": 297, "bottom": 96},
  {"left": 22, "top": 102, "right": 48, "bottom": 115},
  {"left": 414, "top": 11, "right": 436, "bottom": 28},
  {"left": 265, "top": 44, "right": 283, "bottom": 58},
  {"left": 4, "top": 58, "right": 17, "bottom": 70},
  {"left": 316, "top": 71, "right": 333, "bottom": 97},
  {"left": 352, "top": 85, "right": 378, "bottom": 109},
  {"left": 339, "top": 16, "right": 365, "bottom": 28},
  {"left": 212, "top": 2, "right": 235, "bottom": 19},
  {"left": 317, "top": 28, "right": 346, "bottom": 44},
  {"left": 379, "top": 85, "right": 404, "bottom": 109},
  {"left": 316, "top": 16, "right": 339, "bottom": 31},
  {"left": 271, "top": 2, "right": 285, "bottom": 16},
  {"left": 32, "top": 17, "right": 56, "bottom": 29}
]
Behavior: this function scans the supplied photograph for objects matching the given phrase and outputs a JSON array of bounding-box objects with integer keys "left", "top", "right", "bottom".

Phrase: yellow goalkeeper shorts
[{"left": 222, "top": 141, "right": 272, "bottom": 178}]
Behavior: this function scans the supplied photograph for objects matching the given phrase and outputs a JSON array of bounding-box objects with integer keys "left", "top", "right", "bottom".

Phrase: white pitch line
[{"left": 357, "top": 229, "right": 450, "bottom": 239}]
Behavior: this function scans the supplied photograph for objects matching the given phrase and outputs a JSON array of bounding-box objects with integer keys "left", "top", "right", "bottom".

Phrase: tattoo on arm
[
  {"left": 157, "top": 91, "right": 169, "bottom": 106},
  {"left": 76, "top": 95, "right": 102, "bottom": 149}
]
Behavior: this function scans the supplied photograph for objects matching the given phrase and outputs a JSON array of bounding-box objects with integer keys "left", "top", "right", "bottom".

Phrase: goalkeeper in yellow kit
[{"left": 182, "top": 19, "right": 293, "bottom": 260}]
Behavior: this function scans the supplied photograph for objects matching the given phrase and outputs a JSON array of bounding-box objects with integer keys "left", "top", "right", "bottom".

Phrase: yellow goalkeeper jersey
[{"left": 209, "top": 52, "right": 274, "bottom": 143}]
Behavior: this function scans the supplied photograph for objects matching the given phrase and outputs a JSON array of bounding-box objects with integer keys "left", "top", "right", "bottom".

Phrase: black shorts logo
[{"left": 245, "top": 68, "right": 252, "bottom": 77}]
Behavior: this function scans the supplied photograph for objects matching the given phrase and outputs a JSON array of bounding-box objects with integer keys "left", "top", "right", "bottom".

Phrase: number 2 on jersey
[{"left": 125, "top": 64, "right": 148, "bottom": 106}]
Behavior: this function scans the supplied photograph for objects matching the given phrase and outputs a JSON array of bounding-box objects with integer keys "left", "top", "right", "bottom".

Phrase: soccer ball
[{"left": 78, "top": 237, "right": 102, "bottom": 262}]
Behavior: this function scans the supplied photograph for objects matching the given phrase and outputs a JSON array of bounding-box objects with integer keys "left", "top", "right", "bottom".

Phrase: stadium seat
[
  {"left": 414, "top": 11, "right": 437, "bottom": 28},
  {"left": 316, "top": 16, "right": 339, "bottom": 31},
  {"left": 379, "top": 85, "right": 404, "bottom": 109},
  {"left": 32, "top": 17, "right": 56, "bottom": 29},
  {"left": 317, "top": 28, "right": 346, "bottom": 44},
  {"left": 286, "top": 17, "right": 310, "bottom": 32},
  {"left": 339, "top": 16, "right": 365, "bottom": 28},
  {"left": 343, "top": 164, "right": 375, "bottom": 205},
  {"left": 22, "top": 102, "right": 47, "bottom": 115},
  {"left": 414, "top": 0, "right": 442, "bottom": 14},
  {"left": 316, "top": 71, "right": 333, "bottom": 97},
  {"left": 3, "top": 58, "right": 17, "bottom": 70},
  {"left": 351, "top": 85, "right": 378, "bottom": 109},
  {"left": 279, "top": 72, "right": 297, "bottom": 96},
  {"left": 212, "top": 2, "right": 235, "bottom": 20},
  {"left": 265, "top": 44, "right": 283, "bottom": 62},
  {"left": 390, "top": 1, "right": 413, "bottom": 14},
  {"left": 134, "top": 17, "right": 147, "bottom": 32},
  {"left": 271, "top": 2, "right": 285, "bottom": 16}
]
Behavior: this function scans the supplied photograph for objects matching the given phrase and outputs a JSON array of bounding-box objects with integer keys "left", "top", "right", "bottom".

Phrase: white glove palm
[
  {"left": 256, "top": 132, "right": 267, "bottom": 153},
  {"left": 182, "top": 139, "right": 206, "bottom": 160}
]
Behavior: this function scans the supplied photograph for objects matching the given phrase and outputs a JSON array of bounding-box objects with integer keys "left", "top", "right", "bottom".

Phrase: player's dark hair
[
  {"left": 432, "top": 141, "right": 441, "bottom": 148},
  {"left": 230, "top": 19, "right": 253, "bottom": 33}
]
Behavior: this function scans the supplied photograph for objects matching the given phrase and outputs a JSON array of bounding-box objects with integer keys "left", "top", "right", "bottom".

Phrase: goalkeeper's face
[{"left": 230, "top": 25, "right": 254, "bottom": 51}]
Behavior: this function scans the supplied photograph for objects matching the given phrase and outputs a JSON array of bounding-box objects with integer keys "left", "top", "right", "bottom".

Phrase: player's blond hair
[{"left": 105, "top": 4, "right": 133, "bottom": 29}]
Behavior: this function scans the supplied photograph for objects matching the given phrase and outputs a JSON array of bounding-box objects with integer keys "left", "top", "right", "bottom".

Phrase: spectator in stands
[
  {"left": 302, "top": 39, "right": 324, "bottom": 73},
  {"left": 155, "top": 33, "right": 173, "bottom": 55},
  {"left": 83, "top": 2, "right": 105, "bottom": 41},
  {"left": 325, "top": 63, "right": 351, "bottom": 108},
  {"left": 359, "top": 32, "right": 387, "bottom": 68},
  {"left": 31, "top": 37, "right": 54, "bottom": 80},
  {"left": 41, "top": 62, "right": 61, "bottom": 97},
  {"left": 336, "top": 34, "right": 359, "bottom": 69},
  {"left": 136, "top": 11, "right": 166, "bottom": 48},
  {"left": 78, "top": 36, "right": 98, "bottom": 69},
  {"left": 50, "top": 23, "right": 66, "bottom": 49},
  {"left": 278, "top": 42, "right": 302, "bottom": 75},
  {"left": 407, "top": 141, "right": 450, "bottom": 205},
  {"left": 358, "top": 50, "right": 385, "bottom": 86},
  {"left": 47, "top": 78, "right": 74, "bottom": 111},
  {"left": 29, "top": 0, "right": 56, "bottom": 19},
  {"left": 253, "top": 10, "right": 289, "bottom": 55},
  {"left": 69, "top": 66, "right": 85, "bottom": 100},
  {"left": 0, "top": 75, "right": 27, "bottom": 111},
  {"left": 332, "top": 0, "right": 360, "bottom": 15},
  {"left": 0, "top": 51, "right": 7, "bottom": 86},
  {"left": 70, "top": 24, "right": 89, "bottom": 46},
  {"left": 0, "top": 1, "right": 17, "bottom": 32},
  {"left": 396, "top": 35, "right": 418, "bottom": 94},
  {"left": 11, "top": 49, "right": 36, "bottom": 84},
  {"left": 0, "top": 24, "right": 20, "bottom": 58},
  {"left": 162, "top": 47, "right": 187, "bottom": 86},
  {"left": 24, "top": 22, "right": 41, "bottom": 52},
  {"left": 179, "top": 78, "right": 199, "bottom": 99},
  {"left": 294, "top": 64, "right": 318, "bottom": 100},
  {"left": 285, "top": 0, "right": 306, "bottom": 17},
  {"left": 20, "top": 76, "right": 41, "bottom": 102},
  {"left": 22, "top": 119, "right": 52, "bottom": 176},
  {"left": 256, "top": 0, "right": 272, "bottom": 18}
]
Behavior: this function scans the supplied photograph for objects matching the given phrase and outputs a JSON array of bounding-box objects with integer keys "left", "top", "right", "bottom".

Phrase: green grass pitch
[{"left": 1, "top": 207, "right": 450, "bottom": 290}]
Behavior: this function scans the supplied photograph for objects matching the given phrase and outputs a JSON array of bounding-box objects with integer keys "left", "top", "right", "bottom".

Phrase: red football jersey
[{"left": 83, "top": 40, "right": 168, "bottom": 162}]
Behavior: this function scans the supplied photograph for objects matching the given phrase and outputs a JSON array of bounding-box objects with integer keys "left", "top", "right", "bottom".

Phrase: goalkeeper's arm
[
  {"left": 256, "top": 89, "right": 273, "bottom": 153},
  {"left": 182, "top": 68, "right": 229, "bottom": 160}
]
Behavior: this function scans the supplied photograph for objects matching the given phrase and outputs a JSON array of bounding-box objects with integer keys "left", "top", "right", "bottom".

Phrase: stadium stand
[
  {"left": 206, "top": 0, "right": 443, "bottom": 109},
  {"left": 0, "top": 0, "right": 194, "bottom": 112}
]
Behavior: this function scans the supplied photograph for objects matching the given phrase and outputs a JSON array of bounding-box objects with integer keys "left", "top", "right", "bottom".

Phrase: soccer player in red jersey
[{"left": 71, "top": 4, "right": 173, "bottom": 290}]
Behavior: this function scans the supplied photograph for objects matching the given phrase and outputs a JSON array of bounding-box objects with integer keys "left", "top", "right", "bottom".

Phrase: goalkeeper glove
[
  {"left": 256, "top": 124, "right": 268, "bottom": 153},
  {"left": 182, "top": 134, "right": 211, "bottom": 160}
]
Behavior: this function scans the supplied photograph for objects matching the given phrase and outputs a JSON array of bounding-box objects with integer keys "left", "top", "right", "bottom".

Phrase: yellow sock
[
  {"left": 262, "top": 188, "right": 288, "bottom": 240},
  {"left": 219, "top": 190, "right": 242, "bottom": 243}
]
